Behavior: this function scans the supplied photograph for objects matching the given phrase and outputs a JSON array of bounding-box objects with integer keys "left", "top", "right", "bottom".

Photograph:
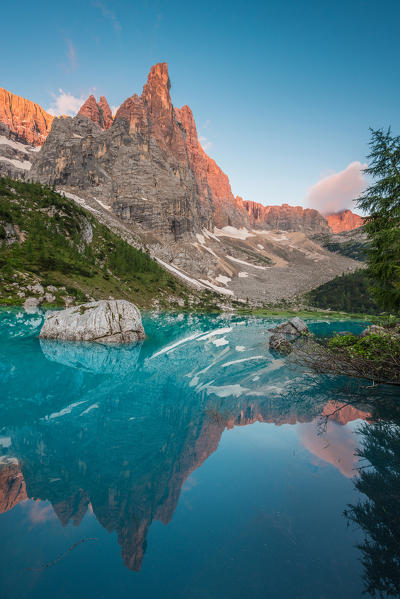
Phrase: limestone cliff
[
  {"left": 325, "top": 209, "right": 364, "bottom": 233},
  {"left": 0, "top": 87, "right": 54, "bottom": 146},
  {"left": 30, "top": 64, "right": 215, "bottom": 237},
  {"left": 243, "top": 199, "right": 331, "bottom": 234},
  {"left": 174, "top": 105, "right": 248, "bottom": 228},
  {"left": 3, "top": 65, "right": 358, "bottom": 239}
]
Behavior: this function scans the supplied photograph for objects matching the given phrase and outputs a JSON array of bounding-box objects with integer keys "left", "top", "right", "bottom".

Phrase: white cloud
[
  {"left": 47, "top": 89, "right": 86, "bottom": 116},
  {"left": 110, "top": 105, "right": 120, "bottom": 116},
  {"left": 199, "top": 135, "right": 212, "bottom": 152},
  {"left": 65, "top": 38, "right": 77, "bottom": 71},
  {"left": 306, "top": 161, "right": 367, "bottom": 214},
  {"left": 92, "top": 1, "right": 122, "bottom": 31}
]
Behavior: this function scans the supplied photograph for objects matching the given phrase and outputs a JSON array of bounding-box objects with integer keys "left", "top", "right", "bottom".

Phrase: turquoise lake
[{"left": 0, "top": 309, "right": 399, "bottom": 598}]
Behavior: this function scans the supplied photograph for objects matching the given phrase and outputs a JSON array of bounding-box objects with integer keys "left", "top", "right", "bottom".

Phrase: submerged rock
[
  {"left": 40, "top": 338, "right": 142, "bottom": 375},
  {"left": 268, "top": 317, "right": 309, "bottom": 354},
  {"left": 39, "top": 300, "right": 145, "bottom": 344}
]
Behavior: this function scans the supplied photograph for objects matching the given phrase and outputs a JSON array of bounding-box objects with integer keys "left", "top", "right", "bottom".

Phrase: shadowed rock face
[
  {"left": 29, "top": 113, "right": 207, "bottom": 236},
  {"left": 0, "top": 87, "right": 54, "bottom": 146},
  {"left": 0, "top": 122, "right": 36, "bottom": 179}
]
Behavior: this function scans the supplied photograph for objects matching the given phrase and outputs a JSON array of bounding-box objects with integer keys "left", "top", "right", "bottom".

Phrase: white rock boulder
[
  {"left": 23, "top": 297, "right": 41, "bottom": 313},
  {"left": 39, "top": 300, "right": 145, "bottom": 344}
]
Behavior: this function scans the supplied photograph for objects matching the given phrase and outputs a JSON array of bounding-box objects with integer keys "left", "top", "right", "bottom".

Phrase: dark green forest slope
[
  {"left": 306, "top": 269, "right": 381, "bottom": 314},
  {"left": 0, "top": 177, "right": 198, "bottom": 308}
]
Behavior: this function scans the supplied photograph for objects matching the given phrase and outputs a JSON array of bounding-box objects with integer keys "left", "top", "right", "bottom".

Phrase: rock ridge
[
  {"left": 78, "top": 95, "right": 113, "bottom": 130},
  {"left": 3, "top": 64, "right": 365, "bottom": 240},
  {"left": 324, "top": 209, "right": 364, "bottom": 233}
]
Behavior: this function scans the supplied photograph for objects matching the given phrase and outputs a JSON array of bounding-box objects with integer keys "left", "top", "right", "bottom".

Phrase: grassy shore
[{"left": 236, "top": 307, "right": 389, "bottom": 321}]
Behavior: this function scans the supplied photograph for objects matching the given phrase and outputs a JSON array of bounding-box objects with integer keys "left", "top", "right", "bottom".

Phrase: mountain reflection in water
[{"left": 0, "top": 310, "right": 398, "bottom": 598}]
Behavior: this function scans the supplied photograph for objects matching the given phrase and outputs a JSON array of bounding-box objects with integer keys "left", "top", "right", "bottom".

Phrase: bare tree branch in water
[
  {"left": 289, "top": 336, "right": 400, "bottom": 387},
  {"left": 25, "top": 537, "right": 98, "bottom": 572}
]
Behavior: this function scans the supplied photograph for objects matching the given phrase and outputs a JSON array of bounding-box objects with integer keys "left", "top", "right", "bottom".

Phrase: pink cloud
[
  {"left": 27, "top": 501, "right": 56, "bottom": 526},
  {"left": 298, "top": 420, "right": 359, "bottom": 478},
  {"left": 306, "top": 161, "right": 367, "bottom": 214}
]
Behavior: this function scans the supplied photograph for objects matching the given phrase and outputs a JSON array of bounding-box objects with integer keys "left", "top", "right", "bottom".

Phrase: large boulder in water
[
  {"left": 268, "top": 317, "right": 309, "bottom": 354},
  {"left": 39, "top": 300, "right": 145, "bottom": 344},
  {"left": 268, "top": 317, "right": 309, "bottom": 337}
]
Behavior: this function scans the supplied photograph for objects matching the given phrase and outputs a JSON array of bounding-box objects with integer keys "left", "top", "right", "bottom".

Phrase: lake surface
[{"left": 0, "top": 310, "right": 399, "bottom": 598}]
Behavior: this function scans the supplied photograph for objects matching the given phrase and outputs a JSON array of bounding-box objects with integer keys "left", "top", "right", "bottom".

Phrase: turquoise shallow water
[{"left": 0, "top": 309, "right": 398, "bottom": 598}]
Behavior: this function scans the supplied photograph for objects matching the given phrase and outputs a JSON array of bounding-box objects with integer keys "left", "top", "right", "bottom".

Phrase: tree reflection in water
[{"left": 345, "top": 396, "right": 400, "bottom": 597}]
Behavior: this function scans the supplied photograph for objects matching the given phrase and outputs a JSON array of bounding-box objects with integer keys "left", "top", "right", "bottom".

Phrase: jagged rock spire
[{"left": 78, "top": 95, "right": 113, "bottom": 130}]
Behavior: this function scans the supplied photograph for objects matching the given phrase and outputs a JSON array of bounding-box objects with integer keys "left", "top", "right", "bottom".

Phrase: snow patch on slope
[
  {"left": 227, "top": 255, "right": 269, "bottom": 270},
  {"left": 0, "top": 135, "right": 30, "bottom": 154},
  {"left": 0, "top": 156, "right": 32, "bottom": 170},
  {"left": 214, "top": 226, "right": 254, "bottom": 240}
]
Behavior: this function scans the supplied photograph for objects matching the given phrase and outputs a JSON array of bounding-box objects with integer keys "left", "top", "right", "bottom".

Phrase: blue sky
[{"left": 1, "top": 0, "right": 399, "bottom": 212}]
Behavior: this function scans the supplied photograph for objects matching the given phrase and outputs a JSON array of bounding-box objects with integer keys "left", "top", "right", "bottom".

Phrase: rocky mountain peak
[
  {"left": 114, "top": 94, "right": 148, "bottom": 135},
  {"left": 143, "top": 62, "right": 171, "bottom": 94},
  {"left": 78, "top": 94, "right": 113, "bottom": 130},
  {"left": 174, "top": 104, "right": 246, "bottom": 228},
  {"left": 99, "top": 96, "right": 113, "bottom": 129},
  {"left": 175, "top": 105, "right": 196, "bottom": 142},
  {"left": 25, "top": 62, "right": 362, "bottom": 243},
  {"left": 142, "top": 62, "right": 172, "bottom": 118},
  {"left": 140, "top": 62, "right": 187, "bottom": 163}
]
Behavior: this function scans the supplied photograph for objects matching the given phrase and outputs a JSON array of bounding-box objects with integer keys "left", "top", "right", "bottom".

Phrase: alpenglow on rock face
[
  {"left": 324, "top": 210, "right": 364, "bottom": 234},
  {"left": 39, "top": 300, "right": 145, "bottom": 344},
  {"left": 27, "top": 62, "right": 334, "bottom": 236},
  {"left": 1, "top": 67, "right": 366, "bottom": 237},
  {"left": 0, "top": 87, "right": 54, "bottom": 146},
  {"left": 78, "top": 95, "right": 113, "bottom": 130}
]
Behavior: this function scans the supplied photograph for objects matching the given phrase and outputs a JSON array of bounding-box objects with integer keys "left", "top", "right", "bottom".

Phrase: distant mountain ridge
[
  {"left": 0, "top": 67, "right": 362, "bottom": 235},
  {"left": 325, "top": 209, "right": 364, "bottom": 233}
]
